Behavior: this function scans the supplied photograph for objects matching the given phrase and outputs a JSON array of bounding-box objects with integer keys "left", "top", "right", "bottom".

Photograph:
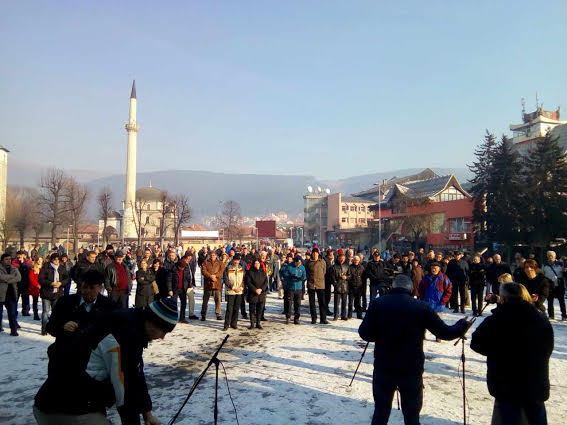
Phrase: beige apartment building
[{"left": 327, "top": 193, "right": 374, "bottom": 230}]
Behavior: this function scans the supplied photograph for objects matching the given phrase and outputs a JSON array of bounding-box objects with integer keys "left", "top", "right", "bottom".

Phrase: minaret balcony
[{"left": 125, "top": 123, "right": 139, "bottom": 132}]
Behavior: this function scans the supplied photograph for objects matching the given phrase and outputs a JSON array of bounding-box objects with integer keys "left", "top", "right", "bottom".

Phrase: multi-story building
[
  {"left": 325, "top": 193, "right": 374, "bottom": 247},
  {"left": 510, "top": 104, "right": 566, "bottom": 155},
  {"left": 303, "top": 188, "right": 328, "bottom": 246}
]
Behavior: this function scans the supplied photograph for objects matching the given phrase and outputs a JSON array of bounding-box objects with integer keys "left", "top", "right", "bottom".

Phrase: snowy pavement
[{"left": 1, "top": 287, "right": 567, "bottom": 425}]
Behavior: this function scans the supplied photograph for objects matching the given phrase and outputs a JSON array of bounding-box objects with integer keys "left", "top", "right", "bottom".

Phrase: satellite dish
[
  {"left": 325, "top": 188, "right": 331, "bottom": 194},
  {"left": 317, "top": 186, "right": 322, "bottom": 192},
  {"left": 307, "top": 186, "right": 313, "bottom": 193}
]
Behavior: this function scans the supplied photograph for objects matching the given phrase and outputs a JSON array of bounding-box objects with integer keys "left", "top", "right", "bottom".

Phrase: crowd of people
[{"left": 0, "top": 241, "right": 563, "bottom": 424}]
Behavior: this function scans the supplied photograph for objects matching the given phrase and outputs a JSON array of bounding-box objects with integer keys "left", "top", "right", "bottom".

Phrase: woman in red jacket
[{"left": 28, "top": 257, "right": 44, "bottom": 320}]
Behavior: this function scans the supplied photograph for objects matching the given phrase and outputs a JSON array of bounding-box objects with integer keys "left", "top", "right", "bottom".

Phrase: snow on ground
[{"left": 2, "top": 278, "right": 567, "bottom": 425}]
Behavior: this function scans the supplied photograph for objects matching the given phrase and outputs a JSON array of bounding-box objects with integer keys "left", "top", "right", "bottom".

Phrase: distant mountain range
[{"left": 7, "top": 159, "right": 472, "bottom": 220}]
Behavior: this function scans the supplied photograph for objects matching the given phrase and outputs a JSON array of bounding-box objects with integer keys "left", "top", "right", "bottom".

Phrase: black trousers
[
  {"left": 0, "top": 286, "right": 18, "bottom": 333},
  {"left": 470, "top": 285, "right": 484, "bottom": 315},
  {"left": 450, "top": 281, "right": 466, "bottom": 311},
  {"left": 334, "top": 292, "right": 348, "bottom": 319},
  {"left": 372, "top": 371, "right": 423, "bottom": 425},
  {"left": 548, "top": 283, "right": 566, "bottom": 319},
  {"left": 285, "top": 290, "right": 302, "bottom": 320},
  {"left": 240, "top": 292, "right": 247, "bottom": 317},
  {"left": 224, "top": 294, "right": 242, "bottom": 328},
  {"left": 361, "top": 280, "right": 368, "bottom": 311},
  {"left": 308, "top": 288, "right": 326, "bottom": 322},
  {"left": 17, "top": 283, "right": 30, "bottom": 315},
  {"left": 174, "top": 290, "right": 187, "bottom": 320},
  {"left": 492, "top": 399, "right": 547, "bottom": 425},
  {"left": 324, "top": 281, "right": 332, "bottom": 311},
  {"left": 283, "top": 289, "right": 289, "bottom": 315},
  {"left": 249, "top": 301, "right": 264, "bottom": 326},
  {"left": 348, "top": 290, "right": 363, "bottom": 319}
]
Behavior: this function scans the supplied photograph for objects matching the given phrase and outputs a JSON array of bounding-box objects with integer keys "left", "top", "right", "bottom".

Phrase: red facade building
[{"left": 367, "top": 174, "right": 474, "bottom": 250}]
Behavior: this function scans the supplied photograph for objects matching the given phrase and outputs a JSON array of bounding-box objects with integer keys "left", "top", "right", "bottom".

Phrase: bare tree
[
  {"left": 130, "top": 199, "right": 149, "bottom": 246},
  {"left": 0, "top": 188, "right": 18, "bottom": 251},
  {"left": 9, "top": 187, "right": 38, "bottom": 249},
  {"left": 98, "top": 186, "right": 113, "bottom": 246},
  {"left": 39, "top": 168, "right": 69, "bottom": 247},
  {"left": 217, "top": 200, "right": 242, "bottom": 242},
  {"left": 171, "top": 194, "right": 192, "bottom": 245},
  {"left": 65, "top": 177, "right": 89, "bottom": 254},
  {"left": 30, "top": 210, "right": 44, "bottom": 250}
]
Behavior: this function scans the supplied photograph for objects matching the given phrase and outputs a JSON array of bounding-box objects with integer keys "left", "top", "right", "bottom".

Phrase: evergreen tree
[
  {"left": 484, "top": 135, "right": 526, "bottom": 249},
  {"left": 468, "top": 130, "right": 497, "bottom": 243},
  {"left": 524, "top": 131, "right": 567, "bottom": 248}
]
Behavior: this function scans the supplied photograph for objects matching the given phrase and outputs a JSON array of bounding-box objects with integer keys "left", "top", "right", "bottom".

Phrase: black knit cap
[{"left": 148, "top": 297, "right": 179, "bottom": 332}]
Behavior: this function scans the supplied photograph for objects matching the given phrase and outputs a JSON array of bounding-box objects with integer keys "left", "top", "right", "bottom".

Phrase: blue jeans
[
  {"left": 41, "top": 299, "right": 57, "bottom": 332},
  {"left": 0, "top": 286, "right": 18, "bottom": 333}
]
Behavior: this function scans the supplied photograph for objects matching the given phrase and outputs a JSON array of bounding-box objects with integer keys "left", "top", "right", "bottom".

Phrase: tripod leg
[
  {"left": 462, "top": 338, "right": 466, "bottom": 425},
  {"left": 214, "top": 358, "right": 219, "bottom": 425}
]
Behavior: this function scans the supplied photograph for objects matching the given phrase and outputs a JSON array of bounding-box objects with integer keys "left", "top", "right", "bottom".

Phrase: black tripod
[
  {"left": 347, "top": 341, "right": 369, "bottom": 390},
  {"left": 169, "top": 335, "right": 230, "bottom": 425},
  {"left": 453, "top": 301, "right": 490, "bottom": 425}
]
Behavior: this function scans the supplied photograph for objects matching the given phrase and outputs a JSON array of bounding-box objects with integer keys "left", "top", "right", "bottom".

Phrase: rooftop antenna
[
  {"left": 521, "top": 97, "right": 526, "bottom": 117},
  {"left": 535, "top": 92, "right": 539, "bottom": 110}
]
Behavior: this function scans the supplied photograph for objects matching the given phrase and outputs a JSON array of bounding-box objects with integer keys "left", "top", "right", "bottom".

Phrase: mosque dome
[{"left": 136, "top": 185, "right": 165, "bottom": 202}]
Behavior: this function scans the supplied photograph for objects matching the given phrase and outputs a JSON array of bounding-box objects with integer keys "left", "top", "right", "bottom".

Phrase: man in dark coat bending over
[{"left": 359, "top": 274, "right": 471, "bottom": 425}]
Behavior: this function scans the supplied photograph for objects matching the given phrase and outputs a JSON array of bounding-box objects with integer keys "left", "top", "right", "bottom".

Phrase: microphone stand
[
  {"left": 169, "top": 335, "right": 229, "bottom": 425},
  {"left": 452, "top": 301, "right": 490, "bottom": 425}
]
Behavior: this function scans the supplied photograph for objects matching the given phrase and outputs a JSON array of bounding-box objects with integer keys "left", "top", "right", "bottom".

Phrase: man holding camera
[{"left": 471, "top": 282, "right": 553, "bottom": 425}]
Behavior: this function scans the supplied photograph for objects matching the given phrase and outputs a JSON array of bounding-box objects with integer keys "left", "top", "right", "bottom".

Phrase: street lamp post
[{"left": 378, "top": 184, "right": 381, "bottom": 255}]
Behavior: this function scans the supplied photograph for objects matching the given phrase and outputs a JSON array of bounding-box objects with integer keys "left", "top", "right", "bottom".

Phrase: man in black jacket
[
  {"left": 72, "top": 251, "right": 104, "bottom": 292},
  {"left": 365, "top": 251, "right": 389, "bottom": 300},
  {"left": 34, "top": 297, "right": 178, "bottom": 425},
  {"left": 46, "top": 270, "right": 118, "bottom": 370},
  {"left": 105, "top": 251, "right": 132, "bottom": 309},
  {"left": 486, "top": 254, "right": 511, "bottom": 295},
  {"left": 471, "top": 283, "right": 553, "bottom": 425},
  {"left": 446, "top": 251, "right": 469, "bottom": 313},
  {"left": 359, "top": 274, "right": 471, "bottom": 425}
]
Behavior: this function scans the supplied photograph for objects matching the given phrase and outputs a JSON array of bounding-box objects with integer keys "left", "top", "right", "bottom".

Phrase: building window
[
  {"left": 350, "top": 205, "right": 356, "bottom": 212},
  {"left": 341, "top": 217, "right": 347, "bottom": 223},
  {"left": 450, "top": 218, "right": 470, "bottom": 233},
  {"left": 358, "top": 218, "right": 365, "bottom": 223},
  {"left": 350, "top": 218, "right": 355, "bottom": 223},
  {"left": 342, "top": 205, "right": 348, "bottom": 212},
  {"left": 430, "top": 213, "right": 446, "bottom": 234},
  {"left": 147, "top": 204, "right": 151, "bottom": 210},
  {"left": 438, "top": 187, "right": 465, "bottom": 202},
  {"left": 359, "top": 206, "right": 364, "bottom": 212},
  {"left": 145, "top": 216, "right": 150, "bottom": 225}
]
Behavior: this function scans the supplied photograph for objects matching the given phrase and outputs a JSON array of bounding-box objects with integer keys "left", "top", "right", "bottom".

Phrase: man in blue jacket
[
  {"left": 359, "top": 274, "right": 471, "bottom": 425},
  {"left": 282, "top": 255, "right": 306, "bottom": 324}
]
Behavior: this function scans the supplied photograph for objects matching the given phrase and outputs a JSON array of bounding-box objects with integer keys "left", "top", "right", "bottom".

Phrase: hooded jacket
[{"left": 418, "top": 272, "right": 452, "bottom": 312}]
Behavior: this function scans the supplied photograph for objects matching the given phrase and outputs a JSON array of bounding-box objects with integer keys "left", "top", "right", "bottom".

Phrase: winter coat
[
  {"left": 12, "top": 259, "right": 32, "bottom": 289},
  {"left": 29, "top": 269, "right": 41, "bottom": 297},
  {"left": 245, "top": 267, "right": 267, "bottom": 303},
  {"left": 46, "top": 293, "right": 118, "bottom": 348},
  {"left": 486, "top": 262, "right": 512, "bottom": 286},
  {"left": 135, "top": 269, "right": 156, "bottom": 299},
  {"left": 400, "top": 261, "right": 412, "bottom": 278},
  {"left": 72, "top": 258, "right": 104, "bottom": 289},
  {"left": 154, "top": 267, "right": 169, "bottom": 298},
  {"left": 167, "top": 266, "right": 192, "bottom": 294},
  {"left": 359, "top": 287, "right": 468, "bottom": 376},
  {"left": 411, "top": 265, "right": 424, "bottom": 296},
  {"left": 517, "top": 273, "right": 550, "bottom": 314},
  {"left": 202, "top": 259, "right": 224, "bottom": 291},
  {"left": 468, "top": 263, "right": 486, "bottom": 287},
  {"left": 270, "top": 255, "right": 281, "bottom": 283},
  {"left": 281, "top": 263, "right": 306, "bottom": 291},
  {"left": 38, "top": 263, "right": 69, "bottom": 301},
  {"left": 104, "top": 262, "right": 133, "bottom": 294},
  {"left": 543, "top": 261, "right": 564, "bottom": 290},
  {"left": 0, "top": 264, "right": 21, "bottom": 302},
  {"left": 348, "top": 263, "right": 366, "bottom": 294},
  {"left": 471, "top": 301, "right": 553, "bottom": 404},
  {"left": 365, "top": 259, "right": 389, "bottom": 286},
  {"left": 331, "top": 262, "right": 351, "bottom": 294},
  {"left": 304, "top": 258, "right": 327, "bottom": 290},
  {"left": 418, "top": 272, "right": 452, "bottom": 312},
  {"left": 446, "top": 259, "right": 468, "bottom": 285},
  {"left": 223, "top": 264, "right": 245, "bottom": 295}
]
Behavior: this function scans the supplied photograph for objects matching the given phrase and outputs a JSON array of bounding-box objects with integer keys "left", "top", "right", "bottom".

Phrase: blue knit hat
[{"left": 148, "top": 297, "right": 179, "bottom": 332}]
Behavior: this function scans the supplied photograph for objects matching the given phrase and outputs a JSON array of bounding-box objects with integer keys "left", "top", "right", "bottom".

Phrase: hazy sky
[{"left": 2, "top": 1, "right": 566, "bottom": 179}]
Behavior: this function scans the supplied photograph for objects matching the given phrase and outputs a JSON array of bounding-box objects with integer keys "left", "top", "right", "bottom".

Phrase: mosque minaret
[{"left": 122, "top": 80, "right": 139, "bottom": 239}]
